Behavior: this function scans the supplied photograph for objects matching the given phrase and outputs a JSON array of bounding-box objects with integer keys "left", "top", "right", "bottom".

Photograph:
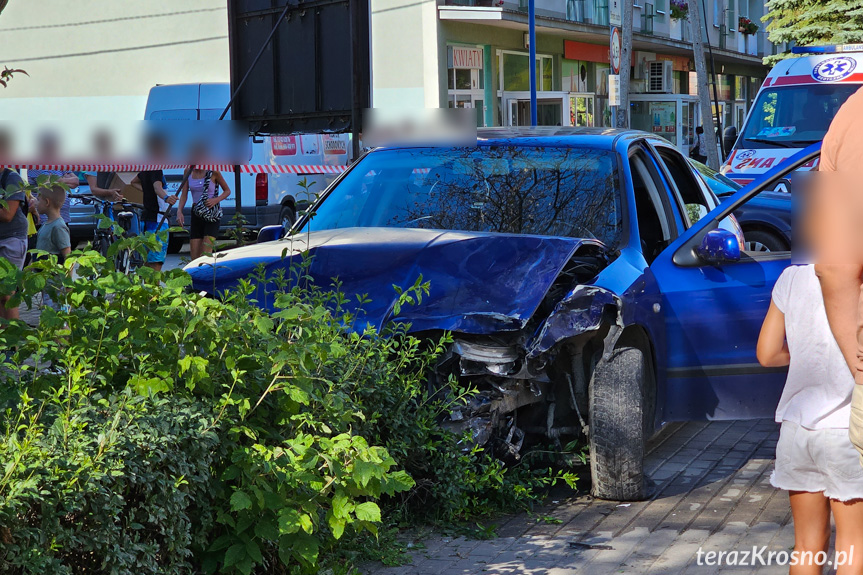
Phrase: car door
[{"left": 647, "top": 144, "right": 820, "bottom": 422}]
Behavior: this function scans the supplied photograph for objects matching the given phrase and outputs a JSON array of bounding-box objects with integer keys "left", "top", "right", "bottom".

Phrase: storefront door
[
  {"left": 507, "top": 98, "right": 565, "bottom": 126},
  {"left": 569, "top": 94, "right": 595, "bottom": 127}
]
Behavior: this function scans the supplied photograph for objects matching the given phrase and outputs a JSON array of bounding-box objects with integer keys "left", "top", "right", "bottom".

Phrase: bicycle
[{"left": 69, "top": 193, "right": 146, "bottom": 275}]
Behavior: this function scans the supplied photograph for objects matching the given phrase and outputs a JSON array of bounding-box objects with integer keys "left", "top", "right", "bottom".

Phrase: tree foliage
[{"left": 764, "top": 0, "right": 863, "bottom": 63}]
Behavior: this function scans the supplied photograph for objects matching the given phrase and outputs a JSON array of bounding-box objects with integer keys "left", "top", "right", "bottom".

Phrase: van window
[
  {"left": 149, "top": 109, "right": 197, "bottom": 121},
  {"left": 740, "top": 84, "right": 859, "bottom": 148}
]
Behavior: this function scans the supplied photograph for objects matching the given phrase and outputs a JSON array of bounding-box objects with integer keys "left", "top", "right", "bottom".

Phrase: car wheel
[
  {"left": 167, "top": 234, "right": 185, "bottom": 254},
  {"left": 589, "top": 331, "right": 655, "bottom": 501},
  {"left": 279, "top": 204, "right": 297, "bottom": 229},
  {"left": 744, "top": 230, "right": 786, "bottom": 253}
]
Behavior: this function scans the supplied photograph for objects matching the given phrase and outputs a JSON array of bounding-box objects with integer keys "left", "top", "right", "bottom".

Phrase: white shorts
[{"left": 771, "top": 420, "right": 863, "bottom": 502}]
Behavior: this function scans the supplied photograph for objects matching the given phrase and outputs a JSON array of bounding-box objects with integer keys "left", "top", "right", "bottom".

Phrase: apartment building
[{"left": 372, "top": 0, "right": 785, "bottom": 150}]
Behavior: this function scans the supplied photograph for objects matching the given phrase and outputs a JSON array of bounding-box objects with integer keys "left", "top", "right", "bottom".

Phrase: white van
[
  {"left": 722, "top": 45, "right": 863, "bottom": 187},
  {"left": 143, "top": 83, "right": 351, "bottom": 251}
]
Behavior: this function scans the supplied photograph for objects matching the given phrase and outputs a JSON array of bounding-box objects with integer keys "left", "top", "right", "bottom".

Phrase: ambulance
[
  {"left": 723, "top": 45, "right": 863, "bottom": 188},
  {"left": 144, "top": 83, "right": 351, "bottom": 251}
]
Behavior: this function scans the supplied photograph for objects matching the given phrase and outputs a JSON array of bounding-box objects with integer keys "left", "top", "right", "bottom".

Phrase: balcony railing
[{"left": 444, "top": 0, "right": 498, "bottom": 6}]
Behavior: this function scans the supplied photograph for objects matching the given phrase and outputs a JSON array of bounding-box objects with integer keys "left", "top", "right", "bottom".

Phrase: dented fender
[{"left": 526, "top": 285, "right": 624, "bottom": 359}]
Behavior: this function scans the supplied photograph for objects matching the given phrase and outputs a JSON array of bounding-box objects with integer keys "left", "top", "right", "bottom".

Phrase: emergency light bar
[{"left": 791, "top": 44, "right": 863, "bottom": 54}]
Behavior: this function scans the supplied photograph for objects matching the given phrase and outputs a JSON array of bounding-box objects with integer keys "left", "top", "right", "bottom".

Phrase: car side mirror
[
  {"left": 257, "top": 224, "right": 285, "bottom": 244},
  {"left": 723, "top": 126, "right": 738, "bottom": 159},
  {"left": 695, "top": 228, "right": 741, "bottom": 265}
]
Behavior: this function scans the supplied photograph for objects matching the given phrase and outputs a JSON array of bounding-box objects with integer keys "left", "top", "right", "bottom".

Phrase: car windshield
[
  {"left": 740, "top": 84, "right": 859, "bottom": 149},
  {"left": 691, "top": 160, "right": 741, "bottom": 195},
  {"left": 300, "top": 145, "right": 623, "bottom": 247}
]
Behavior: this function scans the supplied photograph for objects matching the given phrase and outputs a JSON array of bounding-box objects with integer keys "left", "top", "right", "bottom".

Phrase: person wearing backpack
[{"left": 0, "top": 168, "right": 31, "bottom": 321}]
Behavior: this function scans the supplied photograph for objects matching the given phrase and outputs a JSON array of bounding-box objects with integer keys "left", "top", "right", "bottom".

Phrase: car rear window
[{"left": 301, "top": 146, "right": 623, "bottom": 248}]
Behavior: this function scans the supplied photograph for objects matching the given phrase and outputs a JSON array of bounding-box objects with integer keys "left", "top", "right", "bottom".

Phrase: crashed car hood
[{"left": 186, "top": 227, "right": 596, "bottom": 334}]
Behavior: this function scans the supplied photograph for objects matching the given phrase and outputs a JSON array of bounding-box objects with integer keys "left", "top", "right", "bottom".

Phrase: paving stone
[{"left": 362, "top": 420, "right": 798, "bottom": 575}]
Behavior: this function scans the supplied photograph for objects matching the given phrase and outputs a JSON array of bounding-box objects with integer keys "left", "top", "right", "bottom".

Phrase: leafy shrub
[{"left": 0, "top": 236, "right": 573, "bottom": 574}]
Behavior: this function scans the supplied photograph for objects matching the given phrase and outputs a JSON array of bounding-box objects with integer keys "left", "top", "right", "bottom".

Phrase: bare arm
[
  {"left": 756, "top": 301, "right": 790, "bottom": 367},
  {"left": 0, "top": 200, "right": 21, "bottom": 223},
  {"left": 61, "top": 173, "right": 79, "bottom": 189},
  {"left": 816, "top": 264, "right": 863, "bottom": 375},
  {"left": 86, "top": 174, "right": 121, "bottom": 201},
  {"left": 213, "top": 171, "right": 231, "bottom": 202}
]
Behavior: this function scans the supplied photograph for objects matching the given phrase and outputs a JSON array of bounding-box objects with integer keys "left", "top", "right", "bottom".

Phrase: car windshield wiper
[{"left": 744, "top": 138, "right": 795, "bottom": 148}]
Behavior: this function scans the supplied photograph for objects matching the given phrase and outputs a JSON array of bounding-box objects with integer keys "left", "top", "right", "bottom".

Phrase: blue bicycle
[{"left": 69, "top": 193, "right": 144, "bottom": 274}]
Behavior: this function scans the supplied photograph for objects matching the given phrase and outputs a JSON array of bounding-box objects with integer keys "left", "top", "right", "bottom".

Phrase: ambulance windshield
[{"left": 740, "top": 84, "right": 860, "bottom": 149}]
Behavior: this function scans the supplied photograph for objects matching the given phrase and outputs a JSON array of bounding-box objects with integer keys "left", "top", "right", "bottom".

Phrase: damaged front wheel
[{"left": 588, "top": 331, "right": 654, "bottom": 501}]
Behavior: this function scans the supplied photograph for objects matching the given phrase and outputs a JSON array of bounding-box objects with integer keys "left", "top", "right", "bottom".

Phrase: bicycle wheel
[
  {"left": 116, "top": 248, "right": 144, "bottom": 276},
  {"left": 92, "top": 234, "right": 111, "bottom": 258}
]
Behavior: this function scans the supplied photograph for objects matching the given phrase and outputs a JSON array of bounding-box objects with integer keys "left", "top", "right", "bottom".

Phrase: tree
[
  {"left": 764, "top": 0, "right": 863, "bottom": 63},
  {"left": 688, "top": 0, "right": 720, "bottom": 169}
]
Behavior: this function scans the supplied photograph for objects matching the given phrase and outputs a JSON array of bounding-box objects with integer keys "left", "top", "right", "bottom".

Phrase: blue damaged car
[{"left": 186, "top": 128, "right": 819, "bottom": 501}]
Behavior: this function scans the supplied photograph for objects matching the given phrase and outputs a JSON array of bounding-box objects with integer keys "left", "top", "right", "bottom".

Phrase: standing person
[
  {"left": 34, "top": 184, "right": 71, "bottom": 262},
  {"left": 176, "top": 166, "right": 230, "bottom": 261},
  {"left": 689, "top": 126, "right": 707, "bottom": 164},
  {"left": 28, "top": 132, "right": 78, "bottom": 225},
  {"left": 83, "top": 131, "right": 123, "bottom": 202},
  {"left": 807, "top": 86, "right": 863, "bottom": 467},
  {"left": 132, "top": 169, "right": 176, "bottom": 271},
  {"left": 0, "top": 167, "right": 30, "bottom": 321},
  {"left": 758, "top": 263, "right": 863, "bottom": 574}
]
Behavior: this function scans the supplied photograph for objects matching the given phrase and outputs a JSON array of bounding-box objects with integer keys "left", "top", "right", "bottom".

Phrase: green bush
[{"left": 0, "top": 236, "right": 573, "bottom": 575}]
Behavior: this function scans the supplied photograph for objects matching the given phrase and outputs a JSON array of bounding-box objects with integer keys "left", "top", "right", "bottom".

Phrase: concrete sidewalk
[{"left": 362, "top": 420, "right": 802, "bottom": 575}]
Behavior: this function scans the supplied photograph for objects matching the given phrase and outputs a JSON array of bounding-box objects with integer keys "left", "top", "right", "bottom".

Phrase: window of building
[
  {"left": 501, "top": 51, "right": 554, "bottom": 91},
  {"left": 655, "top": 0, "right": 666, "bottom": 23},
  {"left": 713, "top": 0, "right": 722, "bottom": 27}
]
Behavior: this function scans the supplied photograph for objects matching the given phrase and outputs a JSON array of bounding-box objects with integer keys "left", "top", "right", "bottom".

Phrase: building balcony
[{"left": 444, "top": 0, "right": 501, "bottom": 6}]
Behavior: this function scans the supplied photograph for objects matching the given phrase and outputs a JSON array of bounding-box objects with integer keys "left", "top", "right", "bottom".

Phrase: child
[
  {"left": 757, "top": 263, "right": 863, "bottom": 573},
  {"left": 35, "top": 184, "right": 71, "bottom": 262}
]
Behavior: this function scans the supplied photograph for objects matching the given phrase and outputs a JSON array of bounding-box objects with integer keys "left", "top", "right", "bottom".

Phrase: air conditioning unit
[{"left": 646, "top": 60, "right": 674, "bottom": 93}]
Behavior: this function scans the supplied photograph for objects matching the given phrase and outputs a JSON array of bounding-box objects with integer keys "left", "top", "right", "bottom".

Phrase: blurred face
[
  {"left": 37, "top": 132, "right": 60, "bottom": 160},
  {"left": 93, "top": 130, "right": 113, "bottom": 159}
]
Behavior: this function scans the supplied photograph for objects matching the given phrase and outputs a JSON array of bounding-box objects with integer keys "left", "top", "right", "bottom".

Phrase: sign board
[
  {"left": 227, "top": 0, "right": 371, "bottom": 134},
  {"left": 449, "top": 46, "right": 483, "bottom": 70},
  {"left": 272, "top": 136, "right": 298, "bottom": 156},
  {"left": 609, "top": 0, "right": 622, "bottom": 27},
  {"left": 650, "top": 102, "right": 676, "bottom": 133},
  {"left": 610, "top": 27, "right": 622, "bottom": 74},
  {"left": 609, "top": 74, "right": 621, "bottom": 106},
  {"left": 323, "top": 134, "right": 348, "bottom": 155}
]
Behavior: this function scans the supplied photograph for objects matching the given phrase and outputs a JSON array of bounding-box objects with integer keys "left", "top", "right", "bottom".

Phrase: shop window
[{"left": 502, "top": 52, "right": 553, "bottom": 91}]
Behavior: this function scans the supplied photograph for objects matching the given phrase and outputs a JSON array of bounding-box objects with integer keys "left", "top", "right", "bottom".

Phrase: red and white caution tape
[{"left": 9, "top": 164, "right": 351, "bottom": 175}]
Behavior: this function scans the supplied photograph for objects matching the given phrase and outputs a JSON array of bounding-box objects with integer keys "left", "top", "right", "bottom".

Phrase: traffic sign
[{"left": 610, "top": 26, "right": 622, "bottom": 75}]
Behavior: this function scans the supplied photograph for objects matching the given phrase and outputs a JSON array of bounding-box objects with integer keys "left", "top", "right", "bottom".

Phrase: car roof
[
  {"left": 370, "top": 126, "right": 648, "bottom": 153},
  {"left": 477, "top": 126, "right": 641, "bottom": 150}
]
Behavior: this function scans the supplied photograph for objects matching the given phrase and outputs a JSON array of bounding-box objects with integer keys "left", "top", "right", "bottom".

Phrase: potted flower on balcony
[
  {"left": 738, "top": 16, "right": 759, "bottom": 35},
  {"left": 670, "top": 0, "right": 688, "bottom": 20}
]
